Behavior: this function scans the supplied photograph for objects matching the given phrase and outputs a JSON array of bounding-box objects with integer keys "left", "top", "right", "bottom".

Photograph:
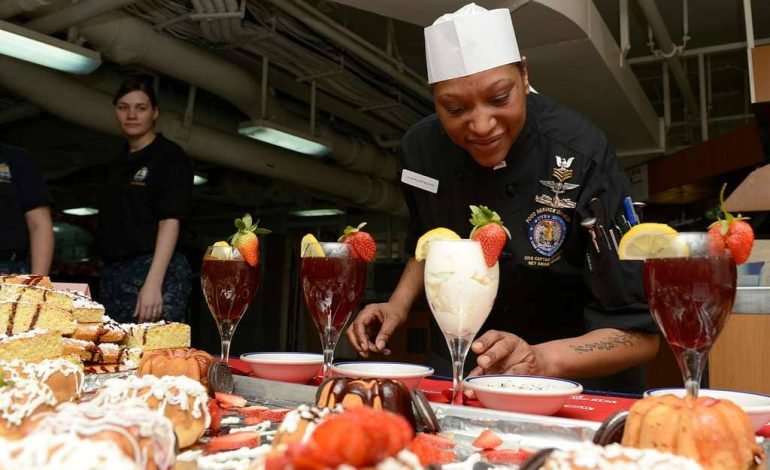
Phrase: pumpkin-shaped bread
[
  {"left": 138, "top": 348, "right": 213, "bottom": 390},
  {"left": 316, "top": 377, "right": 416, "bottom": 429},
  {"left": 622, "top": 394, "right": 764, "bottom": 470}
]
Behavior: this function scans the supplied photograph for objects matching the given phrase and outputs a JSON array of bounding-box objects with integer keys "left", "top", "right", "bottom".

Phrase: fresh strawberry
[
  {"left": 339, "top": 222, "right": 377, "bottom": 262},
  {"left": 708, "top": 184, "right": 755, "bottom": 264},
  {"left": 409, "top": 436, "right": 457, "bottom": 466},
  {"left": 472, "top": 429, "right": 503, "bottom": 450},
  {"left": 205, "top": 431, "right": 261, "bottom": 454},
  {"left": 469, "top": 205, "right": 511, "bottom": 267},
  {"left": 237, "top": 405, "right": 269, "bottom": 417},
  {"left": 230, "top": 213, "right": 271, "bottom": 267},
  {"left": 265, "top": 451, "right": 292, "bottom": 470},
  {"left": 207, "top": 398, "right": 223, "bottom": 433},
  {"left": 215, "top": 392, "right": 247, "bottom": 409},
  {"left": 310, "top": 415, "right": 371, "bottom": 468},
  {"left": 412, "top": 432, "right": 455, "bottom": 449},
  {"left": 480, "top": 448, "right": 534, "bottom": 465},
  {"left": 257, "top": 408, "right": 290, "bottom": 422}
]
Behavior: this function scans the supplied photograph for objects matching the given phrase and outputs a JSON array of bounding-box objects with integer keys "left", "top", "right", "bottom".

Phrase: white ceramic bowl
[
  {"left": 464, "top": 375, "right": 583, "bottom": 415},
  {"left": 240, "top": 352, "right": 323, "bottom": 383},
  {"left": 645, "top": 388, "right": 770, "bottom": 432},
  {"left": 331, "top": 362, "right": 434, "bottom": 390}
]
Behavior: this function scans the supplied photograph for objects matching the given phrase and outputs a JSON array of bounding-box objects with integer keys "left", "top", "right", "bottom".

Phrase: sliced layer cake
[
  {"left": 69, "top": 316, "right": 126, "bottom": 344},
  {"left": 0, "top": 275, "right": 52, "bottom": 289},
  {"left": 0, "top": 284, "right": 103, "bottom": 323},
  {"left": 0, "top": 301, "right": 76, "bottom": 336},
  {"left": 0, "top": 330, "right": 62, "bottom": 363},
  {"left": 123, "top": 321, "right": 191, "bottom": 351},
  {"left": 62, "top": 338, "right": 141, "bottom": 365}
]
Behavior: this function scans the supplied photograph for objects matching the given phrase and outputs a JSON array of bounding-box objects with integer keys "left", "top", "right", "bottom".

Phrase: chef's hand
[
  {"left": 346, "top": 303, "right": 406, "bottom": 358},
  {"left": 468, "top": 330, "right": 547, "bottom": 377},
  {"left": 134, "top": 281, "right": 164, "bottom": 323}
]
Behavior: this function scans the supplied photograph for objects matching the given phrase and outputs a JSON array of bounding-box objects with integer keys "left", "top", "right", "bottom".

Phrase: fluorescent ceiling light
[
  {"left": 239, "top": 119, "right": 332, "bottom": 157},
  {"left": 193, "top": 173, "right": 208, "bottom": 185},
  {"left": 290, "top": 208, "right": 345, "bottom": 217},
  {"left": 0, "top": 20, "right": 101, "bottom": 74},
  {"left": 62, "top": 207, "right": 98, "bottom": 216}
]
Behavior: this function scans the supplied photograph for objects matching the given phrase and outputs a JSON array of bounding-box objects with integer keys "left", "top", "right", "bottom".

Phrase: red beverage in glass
[
  {"left": 301, "top": 256, "right": 366, "bottom": 332},
  {"left": 201, "top": 258, "right": 261, "bottom": 323},
  {"left": 300, "top": 242, "right": 366, "bottom": 379}
]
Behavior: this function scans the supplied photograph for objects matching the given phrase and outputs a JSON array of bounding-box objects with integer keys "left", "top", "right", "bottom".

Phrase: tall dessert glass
[
  {"left": 424, "top": 239, "right": 499, "bottom": 405},
  {"left": 301, "top": 242, "right": 367, "bottom": 379},
  {"left": 201, "top": 246, "right": 261, "bottom": 361},
  {"left": 643, "top": 232, "right": 736, "bottom": 398}
]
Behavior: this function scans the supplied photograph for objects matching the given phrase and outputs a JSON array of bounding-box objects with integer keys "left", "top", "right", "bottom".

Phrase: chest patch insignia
[
  {"left": 535, "top": 156, "right": 579, "bottom": 209},
  {"left": 528, "top": 212, "right": 567, "bottom": 257},
  {"left": 0, "top": 163, "right": 11, "bottom": 183},
  {"left": 131, "top": 167, "right": 148, "bottom": 185}
]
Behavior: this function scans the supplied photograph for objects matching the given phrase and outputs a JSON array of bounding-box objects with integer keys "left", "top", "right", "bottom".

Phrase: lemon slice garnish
[
  {"left": 213, "top": 241, "right": 229, "bottom": 247},
  {"left": 415, "top": 228, "right": 461, "bottom": 261},
  {"left": 300, "top": 233, "right": 325, "bottom": 258},
  {"left": 617, "top": 223, "right": 689, "bottom": 260}
]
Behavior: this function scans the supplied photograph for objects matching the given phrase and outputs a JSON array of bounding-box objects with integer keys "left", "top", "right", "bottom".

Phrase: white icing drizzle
[
  {"left": 32, "top": 400, "right": 176, "bottom": 470},
  {"left": 0, "top": 328, "right": 52, "bottom": 343},
  {"left": 0, "top": 358, "right": 84, "bottom": 398},
  {"left": 543, "top": 443, "right": 704, "bottom": 469},
  {"left": 0, "top": 375, "right": 57, "bottom": 426},
  {"left": 0, "top": 432, "right": 141, "bottom": 470},
  {"left": 90, "top": 374, "right": 210, "bottom": 428},
  {"left": 195, "top": 444, "right": 271, "bottom": 470}
]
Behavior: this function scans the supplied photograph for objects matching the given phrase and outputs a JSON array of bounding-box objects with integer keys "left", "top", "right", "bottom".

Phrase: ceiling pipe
[
  {"left": 71, "top": 11, "right": 397, "bottom": 180},
  {"left": 23, "top": 0, "right": 138, "bottom": 34},
  {"left": 260, "top": 0, "right": 432, "bottom": 103},
  {"left": 0, "top": 55, "right": 406, "bottom": 215},
  {"left": 635, "top": 0, "right": 699, "bottom": 117}
]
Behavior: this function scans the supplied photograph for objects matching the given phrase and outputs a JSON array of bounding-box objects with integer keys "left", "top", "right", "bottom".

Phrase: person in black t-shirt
[
  {"left": 347, "top": 4, "right": 659, "bottom": 392},
  {"left": 0, "top": 144, "right": 54, "bottom": 275},
  {"left": 96, "top": 79, "right": 193, "bottom": 324}
]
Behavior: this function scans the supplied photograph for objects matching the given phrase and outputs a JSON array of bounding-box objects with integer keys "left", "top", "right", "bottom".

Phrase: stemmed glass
[
  {"left": 301, "top": 242, "right": 367, "bottom": 379},
  {"left": 643, "top": 232, "right": 737, "bottom": 398},
  {"left": 201, "top": 246, "right": 262, "bottom": 362},
  {"left": 424, "top": 239, "right": 499, "bottom": 405}
]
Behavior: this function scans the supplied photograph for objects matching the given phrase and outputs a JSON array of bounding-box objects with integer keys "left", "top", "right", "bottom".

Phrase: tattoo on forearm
[{"left": 569, "top": 331, "right": 641, "bottom": 354}]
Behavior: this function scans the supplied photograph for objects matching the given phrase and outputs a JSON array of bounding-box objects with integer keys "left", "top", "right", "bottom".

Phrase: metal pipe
[
  {"left": 635, "top": 0, "right": 699, "bottom": 116},
  {"left": 743, "top": 0, "right": 756, "bottom": 103},
  {"left": 698, "top": 55, "right": 707, "bottom": 141},
  {"left": 663, "top": 62, "right": 671, "bottom": 129},
  {"left": 628, "top": 37, "right": 770, "bottom": 65},
  {"left": 619, "top": 0, "right": 630, "bottom": 67},
  {"left": 23, "top": 0, "right": 138, "bottom": 34},
  {"left": 260, "top": 0, "right": 431, "bottom": 103},
  {"left": 0, "top": 55, "right": 407, "bottom": 215}
]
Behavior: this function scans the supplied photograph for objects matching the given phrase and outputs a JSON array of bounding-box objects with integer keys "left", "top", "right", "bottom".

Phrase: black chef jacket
[
  {"left": 0, "top": 144, "right": 51, "bottom": 255},
  {"left": 400, "top": 93, "right": 657, "bottom": 393},
  {"left": 96, "top": 134, "right": 192, "bottom": 261}
]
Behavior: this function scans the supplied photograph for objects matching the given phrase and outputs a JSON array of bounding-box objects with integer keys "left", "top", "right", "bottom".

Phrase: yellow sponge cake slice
[
  {"left": 0, "top": 302, "right": 76, "bottom": 336},
  {"left": 0, "top": 330, "right": 63, "bottom": 363},
  {"left": 0, "top": 284, "right": 104, "bottom": 323},
  {"left": 122, "top": 321, "right": 191, "bottom": 350},
  {"left": 0, "top": 275, "right": 52, "bottom": 289}
]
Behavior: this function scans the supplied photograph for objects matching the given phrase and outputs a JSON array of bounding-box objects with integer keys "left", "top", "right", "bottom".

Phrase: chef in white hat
[{"left": 348, "top": 4, "right": 659, "bottom": 393}]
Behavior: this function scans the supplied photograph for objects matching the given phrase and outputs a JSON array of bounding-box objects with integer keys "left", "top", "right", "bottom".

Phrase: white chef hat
[{"left": 424, "top": 3, "right": 521, "bottom": 84}]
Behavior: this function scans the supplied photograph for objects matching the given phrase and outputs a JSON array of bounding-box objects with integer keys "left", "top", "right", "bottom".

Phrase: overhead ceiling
[{"left": 0, "top": 0, "right": 767, "bottom": 222}]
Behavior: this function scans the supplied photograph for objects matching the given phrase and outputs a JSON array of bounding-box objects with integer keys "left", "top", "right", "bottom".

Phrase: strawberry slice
[
  {"left": 215, "top": 392, "right": 247, "bottom": 409},
  {"left": 480, "top": 448, "right": 534, "bottom": 465},
  {"left": 205, "top": 431, "right": 261, "bottom": 454},
  {"left": 708, "top": 183, "right": 755, "bottom": 264},
  {"left": 207, "top": 398, "right": 223, "bottom": 433},
  {"left": 339, "top": 222, "right": 377, "bottom": 262},
  {"left": 472, "top": 429, "right": 503, "bottom": 450},
  {"left": 413, "top": 432, "right": 455, "bottom": 449},
  {"left": 409, "top": 436, "right": 456, "bottom": 466},
  {"left": 469, "top": 205, "right": 511, "bottom": 267},
  {"left": 258, "top": 408, "right": 290, "bottom": 422},
  {"left": 237, "top": 405, "right": 269, "bottom": 417}
]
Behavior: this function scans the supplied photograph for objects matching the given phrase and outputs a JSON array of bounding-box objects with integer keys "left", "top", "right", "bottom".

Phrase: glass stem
[
  {"left": 219, "top": 320, "right": 235, "bottom": 363},
  {"left": 679, "top": 348, "right": 706, "bottom": 398},
  {"left": 320, "top": 324, "right": 338, "bottom": 380},
  {"left": 447, "top": 336, "right": 472, "bottom": 406}
]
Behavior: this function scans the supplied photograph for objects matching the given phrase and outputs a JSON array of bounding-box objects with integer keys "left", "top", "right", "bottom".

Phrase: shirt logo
[
  {"left": 0, "top": 163, "right": 11, "bottom": 183},
  {"left": 528, "top": 212, "right": 567, "bottom": 257},
  {"left": 401, "top": 169, "right": 439, "bottom": 194},
  {"left": 535, "top": 155, "right": 579, "bottom": 209},
  {"left": 131, "top": 167, "right": 148, "bottom": 186}
]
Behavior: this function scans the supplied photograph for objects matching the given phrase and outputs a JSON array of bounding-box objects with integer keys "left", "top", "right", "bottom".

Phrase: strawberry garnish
[
  {"left": 480, "top": 448, "right": 534, "bottom": 465},
  {"left": 237, "top": 405, "right": 269, "bottom": 417},
  {"left": 207, "top": 398, "right": 223, "bottom": 433},
  {"left": 472, "top": 429, "right": 503, "bottom": 450},
  {"left": 230, "top": 213, "right": 271, "bottom": 267},
  {"left": 205, "top": 431, "right": 261, "bottom": 454},
  {"left": 409, "top": 433, "right": 456, "bottom": 466},
  {"left": 469, "top": 205, "right": 511, "bottom": 267},
  {"left": 339, "top": 222, "right": 377, "bottom": 262},
  {"left": 215, "top": 392, "right": 247, "bottom": 409},
  {"left": 707, "top": 184, "right": 755, "bottom": 264}
]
